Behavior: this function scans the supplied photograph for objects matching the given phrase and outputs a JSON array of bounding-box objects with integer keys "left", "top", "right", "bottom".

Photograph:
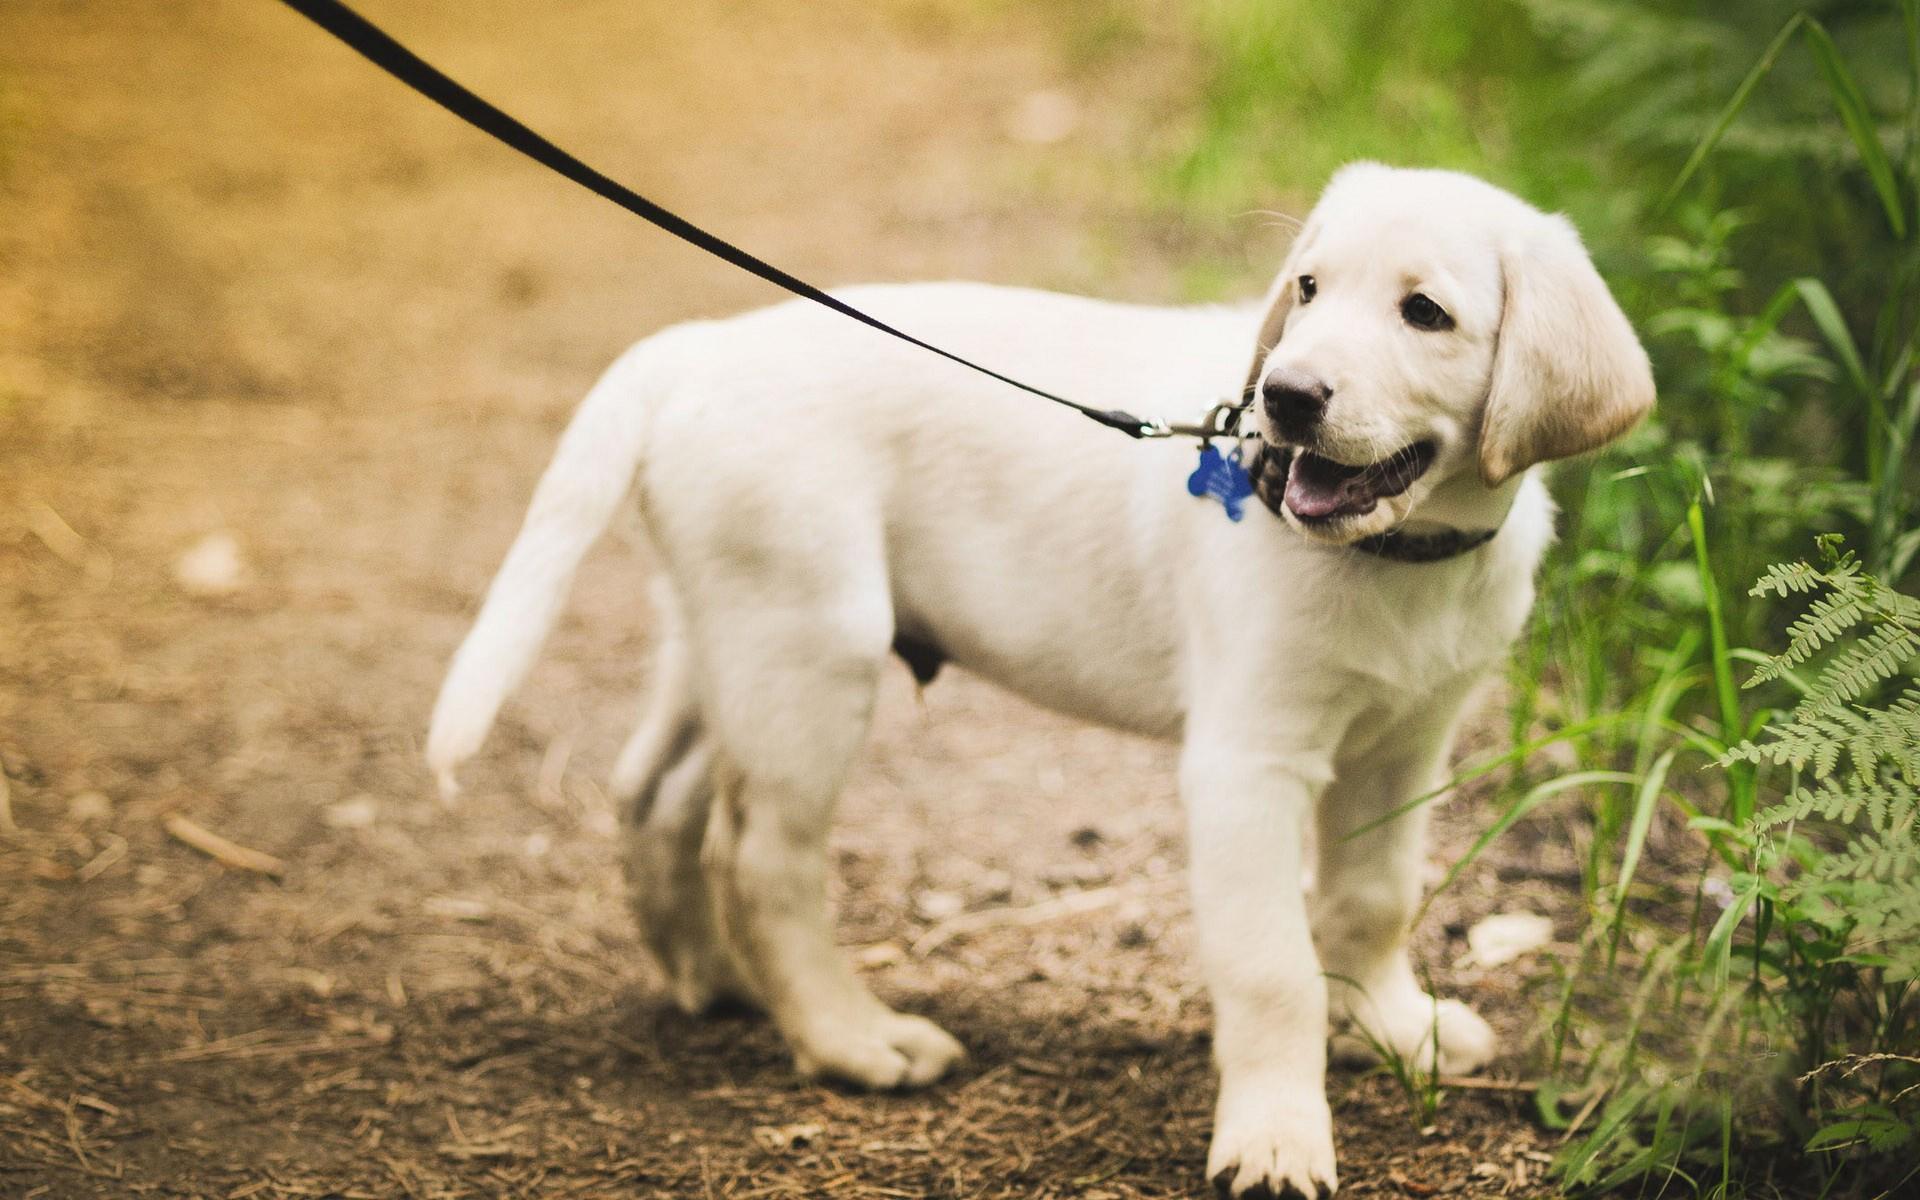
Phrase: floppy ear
[
  {"left": 1240, "top": 271, "right": 1295, "bottom": 403},
  {"left": 1239, "top": 227, "right": 1316, "bottom": 403},
  {"left": 1478, "top": 216, "right": 1655, "bottom": 486}
]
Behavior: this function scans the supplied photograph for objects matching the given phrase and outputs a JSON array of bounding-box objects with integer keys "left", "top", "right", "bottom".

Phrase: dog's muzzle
[{"left": 1274, "top": 440, "right": 1437, "bottom": 524}]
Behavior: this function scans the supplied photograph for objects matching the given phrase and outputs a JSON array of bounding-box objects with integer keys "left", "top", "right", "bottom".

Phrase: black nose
[{"left": 1261, "top": 367, "right": 1332, "bottom": 442}]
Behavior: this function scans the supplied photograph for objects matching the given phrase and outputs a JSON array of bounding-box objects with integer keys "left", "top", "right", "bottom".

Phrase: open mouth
[{"left": 1281, "top": 440, "right": 1437, "bottom": 523}]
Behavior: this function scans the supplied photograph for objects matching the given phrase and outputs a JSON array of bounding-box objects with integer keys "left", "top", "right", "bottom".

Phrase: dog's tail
[{"left": 426, "top": 335, "right": 675, "bottom": 800}]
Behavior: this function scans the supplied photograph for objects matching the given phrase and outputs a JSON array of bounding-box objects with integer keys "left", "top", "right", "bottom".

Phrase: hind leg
[
  {"left": 613, "top": 606, "right": 756, "bottom": 1013},
  {"left": 687, "top": 592, "right": 963, "bottom": 1089}
]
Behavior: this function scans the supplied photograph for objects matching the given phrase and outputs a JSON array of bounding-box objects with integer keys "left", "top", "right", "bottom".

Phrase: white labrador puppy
[{"left": 427, "top": 164, "right": 1654, "bottom": 1197}]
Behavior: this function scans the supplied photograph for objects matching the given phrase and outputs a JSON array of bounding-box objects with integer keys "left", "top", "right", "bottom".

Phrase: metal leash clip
[
  {"left": 1173, "top": 399, "right": 1258, "bottom": 521},
  {"left": 1144, "top": 397, "right": 1251, "bottom": 443}
]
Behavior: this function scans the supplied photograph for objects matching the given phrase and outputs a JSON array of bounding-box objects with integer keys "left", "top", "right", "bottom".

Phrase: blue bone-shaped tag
[{"left": 1186, "top": 443, "right": 1254, "bottom": 522}]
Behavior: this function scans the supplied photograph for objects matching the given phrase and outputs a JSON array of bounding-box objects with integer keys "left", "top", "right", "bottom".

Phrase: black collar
[
  {"left": 1244, "top": 442, "right": 1500, "bottom": 564},
  {"left": 1350, "top": 524, "right": 1499, "bottom": 562}
]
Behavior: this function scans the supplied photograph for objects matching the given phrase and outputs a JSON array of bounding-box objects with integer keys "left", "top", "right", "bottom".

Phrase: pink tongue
[{"left": 1284, "top": 453, "right": 1372, "bottom": 520}]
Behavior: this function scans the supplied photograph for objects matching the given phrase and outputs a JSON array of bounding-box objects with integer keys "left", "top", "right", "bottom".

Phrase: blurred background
[{"left": 2, "top": 2, "right": 1913, "bottom": 1197}]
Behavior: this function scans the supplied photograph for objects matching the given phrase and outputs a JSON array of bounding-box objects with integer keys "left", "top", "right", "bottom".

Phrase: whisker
[{"left": 1237, "top": 209, "right": 1304, "bottom": 232}]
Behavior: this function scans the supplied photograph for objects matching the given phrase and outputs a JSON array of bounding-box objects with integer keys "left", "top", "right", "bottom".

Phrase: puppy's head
[{"left": 1242, "top": 163, "right": 1655, "bottom": 543}]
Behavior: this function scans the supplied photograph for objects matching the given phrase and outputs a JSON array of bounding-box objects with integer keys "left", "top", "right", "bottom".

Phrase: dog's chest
[{"left": 1298, "top": 554, "right": 1537, "bottom": 699}]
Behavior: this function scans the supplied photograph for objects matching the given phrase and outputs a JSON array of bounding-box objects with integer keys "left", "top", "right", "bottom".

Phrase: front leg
[
  {"left": 1183, "top": 744, "right": 1338, "bottom": 1199},
  {"left": 1313, "top": 692, "right": 1495, "bottom": 1077}
]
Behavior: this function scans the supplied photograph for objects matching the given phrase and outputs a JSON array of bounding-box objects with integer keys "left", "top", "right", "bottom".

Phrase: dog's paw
[
  {"left": 792, "top": 1009, "right": 965, "bottom": 1090},
  {"left": 1207, "top": 1082, "right": 1338, "bottom": 1199},
  {"left": 660, "top": 941, "right": 761, "bottom": 1017},
  {"left": 631, "top": 901, "right": 761, "bottom": 1016},
  {"left": 1330, "top": 990, "right": 1495, "bottom": 1077}
]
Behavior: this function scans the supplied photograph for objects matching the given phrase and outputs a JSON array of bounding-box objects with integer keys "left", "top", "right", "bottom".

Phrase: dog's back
[{"left": 429, "top": 283, "right": 1257, "bottom": 787}]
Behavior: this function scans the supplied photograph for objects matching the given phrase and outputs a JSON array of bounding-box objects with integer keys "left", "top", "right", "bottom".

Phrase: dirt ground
[{"left": 1, "top": 3, "right": 1577, "bottom": 1196}]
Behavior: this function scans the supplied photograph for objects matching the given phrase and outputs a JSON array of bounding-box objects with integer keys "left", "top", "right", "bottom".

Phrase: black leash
[{"left": 274, "top": 0, "right": 1173, "bottom": 440}]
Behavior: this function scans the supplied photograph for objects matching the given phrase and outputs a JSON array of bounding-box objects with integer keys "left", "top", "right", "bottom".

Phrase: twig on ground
[
  {"left": 143, "top": 1029, "right": 385, "bottom": 1065},
  {"left": 1558, "top": 1087, "right": 1607, "bottom": 1143},
  {"left": 63, "top": 1098, "right": 94, "bottom": 1176},
  {"left": 162, "top": 814, "right": 284, "bottom": 877},
  {"left": 76, "top": 834, "right": 127, "bottom": 883},
  {"left": 5, "top": 1073, "right": 57, "bottom": 1111},
  {"left": 1437, "top": 1075, "right": 1542, "bottom": 1093},
  {"left": 909, "top": 875, "right": 1182, "bottom": 957},
  {"left": 379, "top": 1155, "right": 424, "bottom": 1200},
  {"left": 26, "top": 501, "right": 112, "bottom": 583},
  {"left": 537, "top": 730, "right": 576, "bottom": 813}
]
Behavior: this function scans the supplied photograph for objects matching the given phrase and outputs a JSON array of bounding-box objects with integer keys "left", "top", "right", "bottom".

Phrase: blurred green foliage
[
  {"left": 1154, "top": 0, "right": 1908, "bottom": 385},
  {"left": 1158, "top": 1, "right": 1542, "bottom": 218}
]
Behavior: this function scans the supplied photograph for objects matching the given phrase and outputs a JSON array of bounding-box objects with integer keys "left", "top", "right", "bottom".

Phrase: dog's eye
[
  {"left": 1297, "top": 275, "right": 1317, "bottom": 304},
  {"left": 1400, "top": 292, "right": 1451, "bottom": 330}
]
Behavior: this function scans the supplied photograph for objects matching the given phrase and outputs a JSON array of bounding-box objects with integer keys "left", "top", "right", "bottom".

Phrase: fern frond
[
  {"left": 1816, "top": 623, "right": 1919, "bottom": 706},
  {"left": 1767, "top": 588, "right": 1869, "bottom": 674},
  {"left": 1727, "top": 725, "right": 1822, "bottom": 772},
  {"left": 1825, "top": 832, "right": 1918, "bottom": 880},
  {"left": 1872, "top": 585, "right": 1920, "bottom": 626},
  {"left": 1750, "top": 559, "right": 1829, "bottom": 598},
  {"left": 1754, "top": 781, "right": 1836, "bottom": 827},
  {"left": 1735, "top": 545, "right": 1920, "bottom": 982}
]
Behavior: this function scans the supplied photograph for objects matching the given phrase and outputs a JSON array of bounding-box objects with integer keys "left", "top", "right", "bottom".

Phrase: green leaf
[
  {"left": 1891, "top": 527, "right": 1920, "bottom": 580},
  {"left": 1804, "top": 19, "right": 1907, "bottom": 238},
  {"left": 1704, "top": 876, "right": 1761, "bottom": 989},
  {"left": 1660, "top": 13, "right": 1807, "bottom": 213},
  {"left": 1688, "top": 501, "right": 1750, "bottom": 822},
  {"left": 1560, "top": 1087, "right": 1656, "bottom": 1187},
  {"left": 1340, "top": 713, "right": 1639, "bottom": 843},
  {"left": 1688, "top": 815, "right": 1744, "bottom": 837},
  {"left": 1636, "top": 631, "right": 1702, "bottom": 777},
  {"left": 1616, "top": 750, "right": 1676, "bottom": 905},
  {"left": 1534, "top": 1079, "right": 1571, "bottom": 1131},
  {"left": 1735, "top": 281, "right": 1807, "bottom": 358},
  {"left": 1646, "top": 709, "right": 1730, "bottom": 758},
  {"left": 1805, "top": 1113, "right": 1913, "bottom": 1152},
  {"left": 1805, "top": 1121, "right": 1864, "bottom": 1152},
  {"left": 1423, "top": 771, "right": 1636, "bottom": 909},
  {"left": 1794, "top": 278, "right": 1874, "bottom": 401},
  {"left": 1897, "top": 377, "right": 1920, "bottom": 448}
]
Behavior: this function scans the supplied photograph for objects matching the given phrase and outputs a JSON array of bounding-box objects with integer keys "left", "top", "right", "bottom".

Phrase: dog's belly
[
  {"left": 876, "top": 415, "right": 1191, "bottom": 737},
  {"left": 904, "top": 642, "right": 1184, "bottom": 740},
  {"left": 886, "top": 481, "right": 1187, "bottom": 739},
  {"left": 889, "top": 590, "right": 1185, "bottom": 741}
]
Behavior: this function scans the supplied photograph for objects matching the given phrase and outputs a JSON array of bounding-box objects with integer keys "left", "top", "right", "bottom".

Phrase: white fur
[{"left": 428, "top": 165, "right": 1652, "bottom": 1196}]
